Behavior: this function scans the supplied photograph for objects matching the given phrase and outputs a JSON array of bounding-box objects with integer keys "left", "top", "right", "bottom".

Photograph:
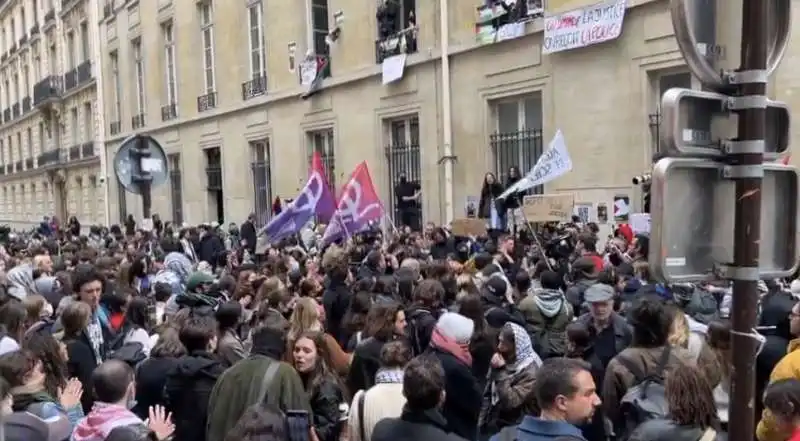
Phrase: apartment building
[
  {"left": 0, "top": 0, "right": 102, "bottom": 230},
  {"left": 98, "top": 0, "right": 800, "bottom": 227}
]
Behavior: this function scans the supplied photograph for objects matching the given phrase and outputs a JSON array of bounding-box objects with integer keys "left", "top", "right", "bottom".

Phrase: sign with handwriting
[
  {"left": 522, "top": 194, "right": 575, "bottom": 222},
  {"left": 450, "top": 218, "right": 487, "bottom": 237}
]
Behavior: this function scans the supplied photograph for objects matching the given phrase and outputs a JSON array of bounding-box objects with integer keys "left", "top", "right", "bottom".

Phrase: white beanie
[
  {"left": 435, "top": 312, "right": 474, "bottom": 344},
  {"left": 791, "top": 279, "right": 800, "bottom": 297}
]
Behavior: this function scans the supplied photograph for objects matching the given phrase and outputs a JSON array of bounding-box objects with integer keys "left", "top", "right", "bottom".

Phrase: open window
[
  {"left": 375, "top": 0, "right": 417, "bottom": 63},
  {"left": 475, "top": 0, "right": 543, "bottom": 44}
]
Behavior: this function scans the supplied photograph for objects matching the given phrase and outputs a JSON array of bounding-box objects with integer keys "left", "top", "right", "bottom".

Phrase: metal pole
[{"left": 729, "top": 0, "right": 767, "bottom": 440}]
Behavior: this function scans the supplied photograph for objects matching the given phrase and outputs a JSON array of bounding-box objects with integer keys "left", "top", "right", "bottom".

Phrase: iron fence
[
  {"left": 490, "top": 128, "right": 544, "bottom": 192},
  {"left": 385, "top": 141, "right": 422, "bottom": 226},
  {"left": 251, "top": 159, "right": 273, "bottom": 227}
]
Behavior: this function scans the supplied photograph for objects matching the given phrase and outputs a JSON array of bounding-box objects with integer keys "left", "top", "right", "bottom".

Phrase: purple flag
[{"left": 262, "top": 152, "right": 335, "bottom": 243}]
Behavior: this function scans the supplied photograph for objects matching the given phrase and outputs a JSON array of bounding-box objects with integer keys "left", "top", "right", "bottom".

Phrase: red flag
[{"left": 322, "top": 162, "right": 384, "bottom": 243}]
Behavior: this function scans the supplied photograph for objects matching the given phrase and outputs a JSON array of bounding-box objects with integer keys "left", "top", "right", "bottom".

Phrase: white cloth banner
[
  {"left": 542, "top": 0, "right": 627, "bottom": 54},
  {"left": 498, "top": 130, "right": 573, "bottom": 199}
]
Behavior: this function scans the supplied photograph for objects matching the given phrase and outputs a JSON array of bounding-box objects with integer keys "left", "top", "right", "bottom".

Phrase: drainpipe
[
  {"left": 89, "top": 0, "right": 110, "bottom": 225},
  {"left": 439, "top": 0, "right": 454, "bottom": 223}
]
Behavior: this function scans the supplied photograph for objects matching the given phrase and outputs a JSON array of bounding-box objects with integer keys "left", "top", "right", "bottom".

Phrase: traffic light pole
[{"left": 729, "top": 1, "right": 768, "bottom": 440}]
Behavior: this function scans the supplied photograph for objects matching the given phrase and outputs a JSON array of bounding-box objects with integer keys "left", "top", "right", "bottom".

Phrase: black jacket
[
  {"left": 428, "top": 347, "right": 481, "bottom": 441},
  {"left": 164, "top": 350, "right": 226, "bottom": 441},
  {"left": 347, "top": 336, "right": 388, "bottom": 393},
  {"left": 63, "top": 333, "right": 100, "bottom": 414},
  {"left": 371, "top": 406, "right": 468, "bottom": 441},
  {"left": 240, "top": 220, "right": 257, "bottom": 254},
  {"left": 629, "top": 419, "right": 727, "bottom": 441},
  {"left": 132, "top": 356, "right": 180, "bottom": 420},
  {"left": 322, "top": 277, "right": 351, "bottom": 346},
  {"left": 309, "top": 375, "right": 347, "bottom": 441}
]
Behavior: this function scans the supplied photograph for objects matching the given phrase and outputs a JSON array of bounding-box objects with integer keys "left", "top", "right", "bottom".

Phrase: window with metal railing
[
  {"left": 307, "top": 129, "right": 336, "bottom": 191},
  {"left": 250, "top": 140, "right": 272, "bottom": 226},
  {"left": 204, "top": 147, "right": 223, "bottom": 191},
  {"left": 490, "top": 94, "right": 544, "bottom": 191},
  {"left": 385, "top": 116, "right": 421, "bottom": 225}
]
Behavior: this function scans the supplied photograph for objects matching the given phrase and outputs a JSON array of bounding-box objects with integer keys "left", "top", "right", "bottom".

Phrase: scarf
[
  {"left": 430, "top": 327, "right": 472, "bottom": 366},
  {"left": 491, "top": 323, "right": 542, "bottom": 405},
  {"left": 532, "top": 288, "right": 565, "bottom": 318},
  {"left": 72, "top": 402, "right": 143, "bottom": 441},
  {"left": 375, "top": 368, "right": 404, "bottom": 384}
]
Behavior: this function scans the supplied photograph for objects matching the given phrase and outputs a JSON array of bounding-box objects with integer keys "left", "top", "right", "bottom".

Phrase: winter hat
[
  {"left": 435, "top": 312, "right": 474, "bottom": 344},
  {"left": 791, "top": 279, "right": 800, "bottom": 297}
]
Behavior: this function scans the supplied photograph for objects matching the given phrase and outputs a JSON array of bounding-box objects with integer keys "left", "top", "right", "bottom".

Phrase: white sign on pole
[{"left": 498, "top": 130, "right": 573, "bottom": 199}]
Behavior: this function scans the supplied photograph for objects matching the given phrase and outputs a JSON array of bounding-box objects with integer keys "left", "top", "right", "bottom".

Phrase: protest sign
[
  {"left": 630, "top": 213, "right": 651, "bottom": 234},
  {"left": 450, "top": 218, "right": 487, "bottom": 237},
  {"left": 522, "top": 194, "right": 575, "bottom": 222},
  {"left": 543, "top": 0, "right": 627, "bottom": 54}
]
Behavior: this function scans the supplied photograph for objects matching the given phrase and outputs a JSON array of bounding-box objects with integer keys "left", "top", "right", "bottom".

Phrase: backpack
[
  {"left": 107, "top": 341, "right": 147, "bottom": 369},
  {"left": 616, "top": 346, "right": 672, "bottom": 440},
  {"left": 531, "top": 301, "right": 571, "bottom": 358},
  {"left": 408, "top": 309, "right": 433, "bottom": 356}
]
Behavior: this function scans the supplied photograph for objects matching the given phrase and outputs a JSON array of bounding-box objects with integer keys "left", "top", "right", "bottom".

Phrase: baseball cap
[
  {"left": 483, "top": 275, "right": 508, "bottom": 298},
  {"left": 187, "top": 271, "right": 216, "bottom": 291},
  {"left": 584, "top": 283, "right": 615, "bottom": 303}
]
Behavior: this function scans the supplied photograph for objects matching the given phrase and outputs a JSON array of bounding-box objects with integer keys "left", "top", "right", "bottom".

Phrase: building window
[
  {"left": 169, "top": 153, "right": 183, "bottom": 224},
  {"left": 247, "top": 1, "right": 265, "bottom": 79},
  {"left": 69, "top": 107, "right": 78, "bottom": 145},
  {"left": 38, "top": 122, "right": 45, "bottom": 152},
  {"left": 80, "top": 22, "right": 90, "bottom": 62},
  {"left": 200, "top": 3, "right": 215, "bottom": 94},
  {"left": 249, "top": 140, "right": 272, "bottom": 226},
  {"left": 66, "top": 30, "right": 75, "bottom": 69},
  {"left": 386, "top": 116, "right": 421, "bottom": 224},
  {"left": 110, "top": 51, "right": 121, "bottom": 123},
  {"left": 132, "top": 39, "right": 145, "bottom": 117},
  {"left": 33, "top": 45, "right": 41, "bottom": 81},
  {"left": 307, "top": 129, "right": 336, "bottom": 190},
  {"left": 26, "top": 128, "right": 32, "bottom": 158},
  {"left": 83, "top": 102, "right": 92, "bottom": 141},
  {"left": 491, "top": 94, "right": 544, "bottom": 188},
  {"left": 10, "top": 19, "right": 15, "bottom": 42},
  {"left": 162, "top": 22, "right": 177, "bottom": 106},
  {"left": 16, "top": 132, "right": 22, "bottom": 162},
  {"left": 12, "top": 75, "right": 18, "bottom": 103},
  {"left": 311, "top": 0, "right": 329, "bottom": 56},
  {"left": 650, "top": 71, "right": 693, "bottom": 155},
  {"left": 22, "top": 65, "right": 29, "bottom": 97},
  {"left": 20, "top": 8, "right": 25, "bottom": 34}
]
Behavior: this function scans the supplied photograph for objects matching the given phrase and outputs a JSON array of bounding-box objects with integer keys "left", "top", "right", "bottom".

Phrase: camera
[
  {"left": 544, "top": 232, "right": 574, "bottom": 261},
  {"left": 632, "top": 173, "right": 652, "bottom": 185}
]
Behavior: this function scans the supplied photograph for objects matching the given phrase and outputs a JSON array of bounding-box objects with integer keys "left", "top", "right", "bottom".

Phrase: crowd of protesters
[{"left": 0, "top": 209, "right": 799, "bottom": 441}]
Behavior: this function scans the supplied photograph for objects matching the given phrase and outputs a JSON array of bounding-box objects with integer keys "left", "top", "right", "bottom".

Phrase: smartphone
[{"left": 286, "top": 410, "right": 311, "bottom": 441}]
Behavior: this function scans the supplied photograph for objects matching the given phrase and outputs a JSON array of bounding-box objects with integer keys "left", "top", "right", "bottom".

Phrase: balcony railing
[
  {"left": 64, "top": 68, "right": 78, "bottom": 91},
  {"left": 197, "top": 92, "right": 217, "bottom": 112},
  {"left": 68, "top": 145, "right": 81, "bottom": 161},
  {"left": 8, "top": 43, "right": 15, "bottom": 54},
  {"left": 241, "top": 75, "right": 267, "bottom": 100},
  {"left": 161, "top": 103, "right": 177, "bottom": 121},
  {"left": 110, "top": 120, "right": 121, "bottom": 135},
  {"left": 81, "top": 142, "right": 94, "bottom": 158},
  {"left": 25, "top": 158, "right": 33, "bottom": 170},
  {"left": 37, "top": 148, "right": 61, "bottom": 167},
  {"left": 132, "top": 113, "right": 145, "bottom": 130},
  {"left": 30, "top": 24, "right": 39, "bottom": 36},
  {"left": 0, "top": 166, "right": 5, "bottom": 176},
  {"left": 12, "top": 103, "right": 19, "bottom": 118},
  {"left": 14, "top": 160, "right": 22, "bottom": 172},
  {"left": 2, "top": 108, "right": 10, "bottom": 122},
  {"left": 44, "top": 9, "right": 55, "bottom": 23},
  {"left": 103, "top": 2, "right": 113, "bottom": 18},
  {"left": 206, "top": 166, "right": 223, "bottom": 191},
  {"left": 77, "top": 60, "right": 92, "bottom": 83},
  {"left": 19, "top": 34, "right": 27, "bottom": 46},
  {"left": 375, "top": 28, "right": 418, "bottom": 63},
  {"left": 0, "top": 53, "right": 6, "bottom": 63},
  {"left": 33, "top": 76, "right": 63, "bottom": 106},
  {"left": 22, "top": 96, "right": 31, "bottom": 113}
]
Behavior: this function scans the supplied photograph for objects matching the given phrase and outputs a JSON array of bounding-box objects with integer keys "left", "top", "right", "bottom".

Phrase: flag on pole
[
  {"left": 322, "top": 162, "right": 384, "bottom": 245},
  {"left": 498, "top": 130, "right": 573, "bottom": 199},
  {"left": 261, "top": 151, "right": 336, "bottom": 243}
]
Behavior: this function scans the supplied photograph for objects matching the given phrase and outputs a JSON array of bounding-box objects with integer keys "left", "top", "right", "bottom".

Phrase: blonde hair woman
[
  {"left": 286, "top": 297, "right": 351, "bottom": 375},
  {"left": 667, "top": 304, "right": 721, "bottom": 388}
]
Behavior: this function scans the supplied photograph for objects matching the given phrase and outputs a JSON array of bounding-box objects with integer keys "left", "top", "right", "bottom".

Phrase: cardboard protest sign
[
  {"left": 522, "top": 194, "right": 575, "bottom": 222},
  {"left": 450, "top": 218, "right": 487, "bottom": 237}
]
